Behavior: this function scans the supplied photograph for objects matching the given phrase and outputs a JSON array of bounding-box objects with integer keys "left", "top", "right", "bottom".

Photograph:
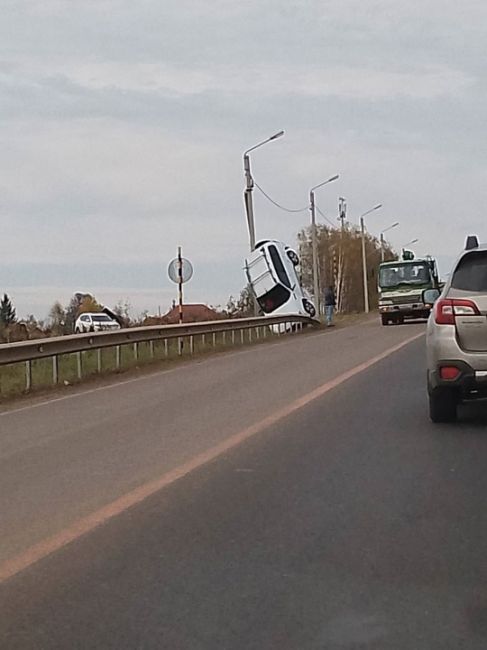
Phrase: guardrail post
[
  {"left": 76, "top": 351, "right": 82, "bottom": 380},
  {"left": 263, "top": 326, "right": 267, "bottom": 338},
  {"left": 190, "top": 335, "right": 194, "bottom": 355},
  {"left": 149, "top": 340, "right": 154, "bottom": 359},
  {"left": 133, "top": 342, "right": 138, "bottom": 362},
  {"left": 222, "top": 331, "right": 226, "bottom": 346},
  {"left": 25, "top": 360, "right": 32, "bottom": 392},
  {"left": 52, "top": 355, "right": 59, "bottom": 385},
  {"left": 212, "top": 332, "right": 216, "bottom": 348},
  {"left": 240, "top": 329, "right": 244, "bottom": 345},
  {"left": 232, "top": 330, "right": 235, "bottom": 345},
  {"left": 97, "top": 348, "right": 102, "bottom": 373},
  {"left": 164, "top": 339, "right": 168, "bottom": 357},
  {"left": 256, "top": 327, "right": 260, "bottom": 340},
  {"left": 248, "top": 328, "right": 252, "bottom": 343},
  {"left": 202, "top": 333, "right": 206, "bottom": 348},
  {"left": 116, "top": 346, "right": 121, "bottom": 370}
]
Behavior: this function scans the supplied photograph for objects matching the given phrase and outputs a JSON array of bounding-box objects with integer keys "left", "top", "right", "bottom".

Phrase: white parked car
[
  {"left": 245, "top": 239, "right": 316, "bottom": 325},
  {"left": 74, "top": 312, "right": 121, "bottom": 333}
]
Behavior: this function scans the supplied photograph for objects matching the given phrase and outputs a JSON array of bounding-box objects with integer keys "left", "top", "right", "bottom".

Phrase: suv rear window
[{"left": 451, "top": 251, "right": 487, "bottom": 292}]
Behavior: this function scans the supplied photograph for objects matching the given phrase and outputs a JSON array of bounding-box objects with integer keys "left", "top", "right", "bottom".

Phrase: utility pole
[
  {"left": 337, "top": 197, "right": 347, "bottom": 312},
  {"left": 360, "top": 216, "right": 369, "bottom": 313},
  {"left": 309, "top": 174, "right": 339, "bottom": 319},
  {"left": 338, "top": 197, "right": 347, "bottom": 231},
  {"left": 309, "top": 189, "right": 320, "bottom": 317},
  {"left": 243, "top": 130, "right": 284, "bottom": 252},
  {"left": 243, "top": 154, "right": 256, "bottom": 252},
  {"left": 359, "top": 203, "right": 383, "bottom": 314}
]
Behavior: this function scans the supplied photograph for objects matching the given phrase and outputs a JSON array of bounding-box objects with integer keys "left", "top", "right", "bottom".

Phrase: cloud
[{"left": 0, "top": 0, "right": 486, "bottom": 319}]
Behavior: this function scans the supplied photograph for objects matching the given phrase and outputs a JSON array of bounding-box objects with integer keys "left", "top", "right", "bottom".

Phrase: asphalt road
[{"left": 3, "top": 321, "right": 487, "bottom": 648}]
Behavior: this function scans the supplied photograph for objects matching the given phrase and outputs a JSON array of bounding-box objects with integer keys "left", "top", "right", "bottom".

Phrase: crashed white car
[{"left": 245, "top": 240, "right": 316, "bottom": 326}]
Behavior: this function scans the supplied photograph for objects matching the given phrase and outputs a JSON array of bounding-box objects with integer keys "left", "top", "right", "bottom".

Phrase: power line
[
  {"left": 316, "top": 206, "right": 337, "bottom": 228},
  {"left": 253, "top": 179, "right": 309, "bottom": 214}
]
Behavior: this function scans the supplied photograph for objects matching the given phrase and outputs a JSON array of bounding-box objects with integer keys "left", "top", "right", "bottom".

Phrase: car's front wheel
[
  {"left": 303, "top": 300, "right": 316, "bottom": 318},
  {"left": 429, "top": 388, "right": 458, "bottom": 423},
  {"left": 381, "top": 314, "right": 389, "bottom": 326}
]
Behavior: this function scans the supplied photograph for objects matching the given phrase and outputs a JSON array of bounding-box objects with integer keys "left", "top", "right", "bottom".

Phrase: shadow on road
[{"left": 458, "top": 401, "right": 487, "bottom": 426}]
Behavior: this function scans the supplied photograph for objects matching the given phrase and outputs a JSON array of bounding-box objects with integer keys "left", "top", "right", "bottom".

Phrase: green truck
[{"left": 378, "top": 250, "right": 441, "bottom": 325}]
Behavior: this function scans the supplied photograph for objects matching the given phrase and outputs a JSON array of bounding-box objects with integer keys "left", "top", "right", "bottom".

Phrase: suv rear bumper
[{"left": 429, "top": 360, "right": 487, "bottom": 398}]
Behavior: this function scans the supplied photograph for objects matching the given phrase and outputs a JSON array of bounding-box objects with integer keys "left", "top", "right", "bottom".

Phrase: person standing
[{"left": 324, "top": 285, "right": 336, "bottom": 327}]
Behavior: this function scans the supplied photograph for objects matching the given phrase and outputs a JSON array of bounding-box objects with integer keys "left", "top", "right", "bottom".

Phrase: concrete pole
[
  {"left": 243, "top": 154, "right": 256, "bottom": 252},
  {"left": 361, "top": 217, "right": 370, "bottom": 313},
  {"left": 309, "top": 190, "right": 321, "bottom": 317}
]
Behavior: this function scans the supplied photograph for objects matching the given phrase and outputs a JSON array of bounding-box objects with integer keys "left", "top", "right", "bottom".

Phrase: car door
[
  {"left": 81, "top": 314, "right": 90, "bottom": 331},
  {"left": 449, "top": 250, "right": 487, "bottom": 352}
]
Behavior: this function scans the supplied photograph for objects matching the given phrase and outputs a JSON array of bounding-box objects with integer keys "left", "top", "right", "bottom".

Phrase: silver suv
[{"left": 425, "top": 235, "right": 487, "bottom": 422}]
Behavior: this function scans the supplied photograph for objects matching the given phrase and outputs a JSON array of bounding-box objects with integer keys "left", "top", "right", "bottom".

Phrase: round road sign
[{"left": 168, "top": 257, "right": 193, "bottom": 284}]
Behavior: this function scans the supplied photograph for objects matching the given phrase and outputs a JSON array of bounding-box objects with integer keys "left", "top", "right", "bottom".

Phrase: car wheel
[
  {"left": 381, "top": 314, "right": 389, "bottom": 326},
  {"left": 429, "top": 388, "right": 458, "bottom": 423},
  {"left": 303, "top": 300, "right": 316, "bottom": 318},
  {"left": 286, "top": 249, "right": 300, "bottom": 266}
]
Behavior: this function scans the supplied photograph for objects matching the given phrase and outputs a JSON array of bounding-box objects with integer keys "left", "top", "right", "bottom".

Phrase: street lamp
[
  {"left": 380, "top": 222, "right": 399, "bottom": 262},
  {"left": 243, "top": 130, "right": 285, "bottom": 251},
  {"left": 360, "top": 203, "right": 382, "bottom": 313},
  {"left": 309, "top": 174, "right": 340, "bottom": 317},
  {"left": 402, "top": 238, "right": 419, "bottom": 248}
]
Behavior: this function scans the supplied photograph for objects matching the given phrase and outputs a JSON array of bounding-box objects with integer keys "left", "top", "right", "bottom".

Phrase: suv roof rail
[{"left": 465, "top": 235, "right": 479, "bottom": 250}]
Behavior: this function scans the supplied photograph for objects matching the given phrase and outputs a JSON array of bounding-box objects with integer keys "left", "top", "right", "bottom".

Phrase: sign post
[{"left": 168, "top": 248, "right": 194, "bottom": 355}]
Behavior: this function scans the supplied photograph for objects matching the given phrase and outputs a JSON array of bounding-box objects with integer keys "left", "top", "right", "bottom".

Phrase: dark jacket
[{"left": 324, "top": 287, "right": 336, "bottom": 306}]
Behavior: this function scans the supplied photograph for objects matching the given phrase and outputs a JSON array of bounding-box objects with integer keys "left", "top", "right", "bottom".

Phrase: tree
[
  {"left": 48, "top": 301, "right": 67, "bottom": 335},
  {"left": 112, "top": 299, "right": 132, "bottom": 326},
  {"left": 0, "top": 293, "right": 16, "bottom": 326},
  {"left": 226, "top": 285, "right": 254, "bottom": 318},
  {"left": 297, "top": 224, "right": 395, "bottom": 313},
  {"left": 78, "top": 296, "right": 102, "bottom": 314}
]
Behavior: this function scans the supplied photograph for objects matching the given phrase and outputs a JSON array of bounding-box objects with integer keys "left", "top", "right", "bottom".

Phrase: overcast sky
[{"left": 1, "top": 0, "right": 486, "bottom": 318}]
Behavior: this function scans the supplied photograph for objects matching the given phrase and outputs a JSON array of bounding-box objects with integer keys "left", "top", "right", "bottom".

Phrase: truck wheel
[
  {"left": 381, "top": 314, "right": 389, "bottom": 326},
  {"left": 429, "top": 389, "right": 458, "bottom": 423}
]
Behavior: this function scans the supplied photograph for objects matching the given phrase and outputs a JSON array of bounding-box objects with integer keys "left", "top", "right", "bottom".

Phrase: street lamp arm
[
  {"left": 310, "top": 174, "right": 339, "bottom": 193},
  {"left": 244, "top": 130, "right": 285, "bottom": 156},
  {"left": 360, "top": 203, "right": 383, "bottom": 219},
  {"left": 381, "top": 222, "right": 399, "bottom": 236}
]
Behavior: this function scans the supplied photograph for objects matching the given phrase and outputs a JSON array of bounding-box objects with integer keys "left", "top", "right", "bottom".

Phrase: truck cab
[{"left": 378, "top": 251, "right": 440, "bottom": 325}]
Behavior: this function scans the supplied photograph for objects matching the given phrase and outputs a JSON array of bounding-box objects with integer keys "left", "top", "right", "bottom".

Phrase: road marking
[{"left": 0, "top": 331, "right": 423, "bottom": 583}]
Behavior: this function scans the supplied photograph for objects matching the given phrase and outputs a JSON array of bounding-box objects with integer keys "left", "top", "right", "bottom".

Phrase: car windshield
[
  {"left": 91, "top": 314, "right": 112, "bottom": 322},
  {"left": 451, "top": 251, "right": 487, "bottom": 291},
  {"left": 379, "top": 262, "right": 431, "bottom": 288},
  {"left": 257, "top": 284, "right": 291, "bottom": 313}
]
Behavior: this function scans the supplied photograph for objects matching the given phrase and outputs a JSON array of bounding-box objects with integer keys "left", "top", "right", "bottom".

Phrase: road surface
[{"left": 2, "top": 320, "right": 487, "bottom": 648}]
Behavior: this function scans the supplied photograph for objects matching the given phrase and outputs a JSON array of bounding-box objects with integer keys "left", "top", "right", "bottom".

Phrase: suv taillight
[{"left": 434, "top": 298, "right": 480, "bottom": 325}]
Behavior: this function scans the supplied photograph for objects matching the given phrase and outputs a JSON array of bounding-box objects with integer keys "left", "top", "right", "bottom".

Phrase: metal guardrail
[{"left": 0, "top": 314, "right": 315, "bottom": 393}]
